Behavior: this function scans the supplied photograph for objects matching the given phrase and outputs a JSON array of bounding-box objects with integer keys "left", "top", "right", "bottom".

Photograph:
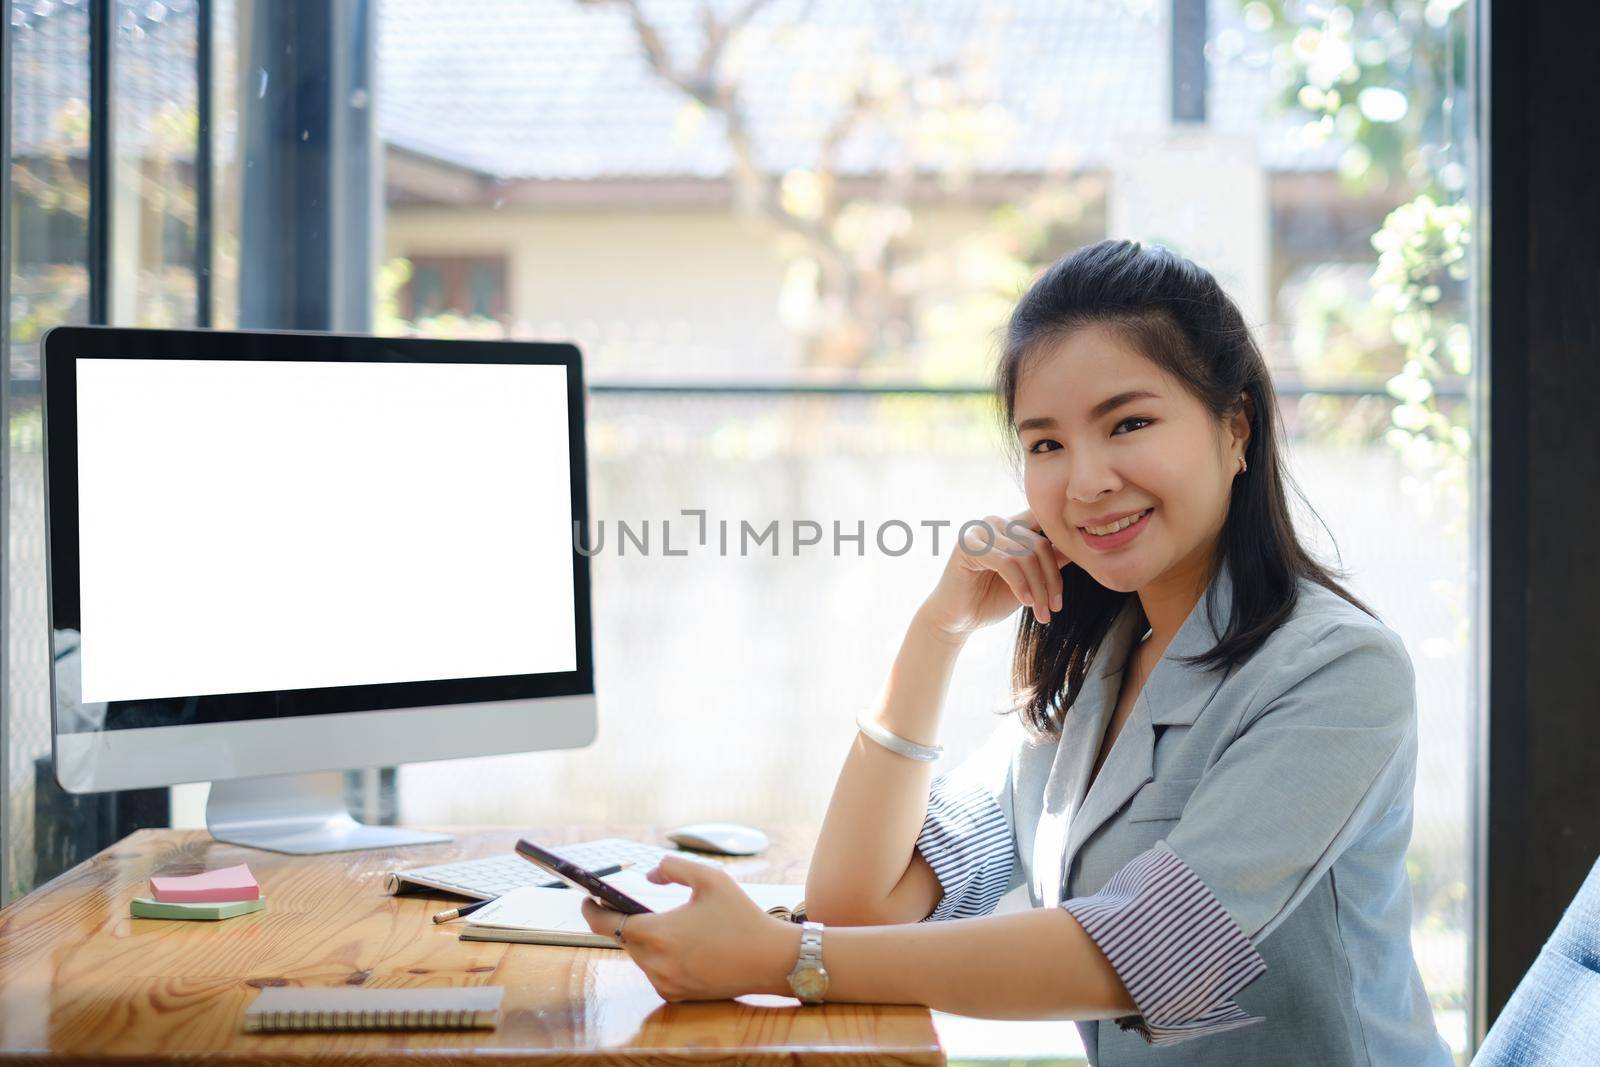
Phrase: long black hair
[{"left": 995, "top": 239, "right": 1376, "bottom": 742}]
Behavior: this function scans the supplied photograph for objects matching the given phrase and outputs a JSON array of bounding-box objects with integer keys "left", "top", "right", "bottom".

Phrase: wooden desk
[{"left": 0, "top": 826, "right": 943, "bottom": 1065}]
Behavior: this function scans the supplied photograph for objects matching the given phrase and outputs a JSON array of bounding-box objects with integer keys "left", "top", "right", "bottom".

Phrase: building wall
[
  {"left": 1108, "top": 130, "right": 1271, "bottom": 329},
  {"left": 384, "top": 207, "right": 801, "bottom": 376},
  {"left": 384, "top": 181, "right": 1278, "bottom": 379}
]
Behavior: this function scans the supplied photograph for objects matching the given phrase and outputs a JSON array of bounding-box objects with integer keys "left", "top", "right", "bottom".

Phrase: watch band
[
  {"left": 786, "top": 920, "right": 828, "bottom": 1004},
  {"left": 856, "top": 711, "right": 944, "bottom": 762}
]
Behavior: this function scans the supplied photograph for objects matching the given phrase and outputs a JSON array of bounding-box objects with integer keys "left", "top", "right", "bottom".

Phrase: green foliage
[
  {"left": 1250, "top": 0, "right": 1473, "bottom": 566},
  {"left": 1372, "top": 192, "right": 1472, "bottom": 594},
  {"left": 1243, "top": 0, "right": 1469, "bottom": 195}
]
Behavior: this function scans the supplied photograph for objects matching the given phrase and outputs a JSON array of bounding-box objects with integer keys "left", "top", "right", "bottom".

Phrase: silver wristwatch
[{"left": 785, "top": 920, "right": 829, "bottom": 1004}]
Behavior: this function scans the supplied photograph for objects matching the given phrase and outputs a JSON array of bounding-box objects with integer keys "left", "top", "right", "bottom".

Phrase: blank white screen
[{"left": 74, "top": 357, "right": 577, "bottom": 704}]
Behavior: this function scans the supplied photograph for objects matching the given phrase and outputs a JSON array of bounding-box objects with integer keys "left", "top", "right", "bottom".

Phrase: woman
[{"left": 582, "top": 239, "right": 1452, "bottom": 1064}]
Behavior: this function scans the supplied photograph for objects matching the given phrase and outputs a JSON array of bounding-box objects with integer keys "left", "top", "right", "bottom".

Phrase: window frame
[
  {"left": 18, "top": 9, "right": 1600, "bottom": 1062},
  {"left": 1, "top": 0, "right": 13, "bottom": 911},
  {"left": 1478, "top": 0, "right": 1600, "bottom": 1042}
]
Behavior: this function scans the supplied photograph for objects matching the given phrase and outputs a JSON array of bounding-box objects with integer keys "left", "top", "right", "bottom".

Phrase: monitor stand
[{"left": 206, "top": 771, "right": 452, "bottom": 854}]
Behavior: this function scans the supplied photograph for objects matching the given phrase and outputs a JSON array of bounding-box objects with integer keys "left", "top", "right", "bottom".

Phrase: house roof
[
  {"left": 376, "top": 0, "right": 1342, "bottom": 182},
  {"left": 8, "top": 0, "right": 1342, "bottom": 180}
]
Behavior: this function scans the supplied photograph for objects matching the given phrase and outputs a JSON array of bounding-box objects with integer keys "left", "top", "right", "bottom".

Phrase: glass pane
[
  {"left": 7, "top": 0, "right": 91, "bottom": 900},
  {"left": 411, "top": 261, "right": 443, "bottom": 318},
  {"left": 186, "top": 0, "right": 1485, "bottom": 1059},
  {"left": 467, "top": 260, "right": 502, "bottom": 317},
  {"left": 1247, "top": 0, "right": 1476, "bottom": 1051},
  {"left": 209, "top": 0, "right": 239, "bottom": 328},
  {"left": 196, "top": 1, "right": 387, "bottom": 826},
  {"left": 210, "top": 2, "right": 372, "bottom": 333},
  {"left": 110, "top": 0, "right": 199, "bottom": 327}
]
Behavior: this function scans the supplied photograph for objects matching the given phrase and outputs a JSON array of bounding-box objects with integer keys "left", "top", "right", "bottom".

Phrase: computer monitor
[{"left": 42, "top": 326, "right": 597, "bottom": 854}]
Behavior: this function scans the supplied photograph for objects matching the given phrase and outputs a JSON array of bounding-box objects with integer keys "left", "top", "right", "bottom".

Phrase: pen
[{"left": 431, "top": 861, "right": 634, "bottom": 923}]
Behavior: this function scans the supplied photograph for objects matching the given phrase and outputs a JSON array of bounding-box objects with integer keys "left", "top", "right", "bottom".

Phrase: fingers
[
  {"left": 1020, "top": 523, "right": 1064, "bottom": 614},
  {"left": 652, "top": 853, "right": 729, "bottom": 892},
  {"left": 1019, "top": 507, "right": 1073, "bottom": 570},
  {"left": 959, "top": 512, "right": 1069, "bottom": 625},
  {"left": 579, "top": 895, "right": 619, "bottom": 935},
  {"left": 579, "top": 898, "right": 688, "bottom": 1005},
  {"left": 580, "top": 895, "right": 656, "bottom": 945},
  {"left": 1005, "top": 543, "right": 1050, "bottom": 623},
  {"left": 999, "top": 517, "right": 1057, "bottom": 624}
]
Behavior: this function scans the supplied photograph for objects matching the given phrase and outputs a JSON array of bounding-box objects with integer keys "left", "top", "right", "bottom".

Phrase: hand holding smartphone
[{"left": 514, "top": 838, "right": 653, "bottom": 915}]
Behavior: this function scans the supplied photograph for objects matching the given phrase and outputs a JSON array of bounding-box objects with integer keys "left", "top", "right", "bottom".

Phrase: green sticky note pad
[{"left": 130, "top": 895, "right": 266, "bottom": 921}]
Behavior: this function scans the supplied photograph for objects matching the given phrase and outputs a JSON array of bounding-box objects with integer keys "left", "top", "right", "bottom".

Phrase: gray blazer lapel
[
  {"left": 1029, "top": 595, "right": 1143, "bottom": 906},
  {"left": 1057, "top": 556, "right": 1238, "bottom": 891},
  {"left": 1057, "top": 694, "right": 1156, "bottom": 895},
  {"left": 1140, "top": 554, "right": 1238, "bottom": 728},
  {"left": 1030, "top": 673, "right": 1110, "bottom": 907}
]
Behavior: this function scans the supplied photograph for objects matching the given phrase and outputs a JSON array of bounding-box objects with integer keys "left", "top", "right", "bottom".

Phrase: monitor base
[{"left": 206, "top": 771, "right": 452, "bottom": 854}]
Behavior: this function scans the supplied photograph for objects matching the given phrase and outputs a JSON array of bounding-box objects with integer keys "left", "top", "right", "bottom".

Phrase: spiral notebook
[
  {"left": 243, "top": 985, "right": 502, "bottom": 1032},
  {"left": 459, "top": 869, "right": 806, "bottom": 947}
]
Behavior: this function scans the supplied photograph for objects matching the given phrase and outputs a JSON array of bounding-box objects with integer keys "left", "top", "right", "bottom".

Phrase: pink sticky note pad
[{"left": 149, "top": 863, "right": 260, "bottom": 903}]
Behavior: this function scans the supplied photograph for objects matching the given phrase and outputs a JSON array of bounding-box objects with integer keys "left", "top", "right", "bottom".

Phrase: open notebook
[{"left": 459, "top": 869, "right": 806, "bottom": 947}]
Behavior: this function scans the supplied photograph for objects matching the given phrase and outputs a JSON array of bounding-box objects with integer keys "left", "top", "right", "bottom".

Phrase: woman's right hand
[{"left": 921, "top": 508, "right": 1072, "bottom": 642}]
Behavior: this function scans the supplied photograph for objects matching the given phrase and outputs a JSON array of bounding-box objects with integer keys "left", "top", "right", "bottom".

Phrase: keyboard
[{"left": 386, "top": 836, "right": 727, "bottom": 901}]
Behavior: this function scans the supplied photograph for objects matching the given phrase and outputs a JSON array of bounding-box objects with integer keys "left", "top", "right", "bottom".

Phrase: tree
[{"left": 574, "top": 0, "right": 1096, "bottom": 381}]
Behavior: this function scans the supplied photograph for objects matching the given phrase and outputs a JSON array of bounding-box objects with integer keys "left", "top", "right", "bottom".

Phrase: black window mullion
[
  {"left": 239, "top": 1, "right": 374, "bottom": 332},
  {"left": 87, "top": 0, "right": 113, "bottom": 325},
  {"left": 1482, "top": 0, "right": 1600, "bottom": 1042}
]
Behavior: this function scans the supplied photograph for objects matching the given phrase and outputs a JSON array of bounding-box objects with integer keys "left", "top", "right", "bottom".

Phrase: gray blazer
[{"left": 915, "top": 555, "right": 1452, "bottom": 1065}]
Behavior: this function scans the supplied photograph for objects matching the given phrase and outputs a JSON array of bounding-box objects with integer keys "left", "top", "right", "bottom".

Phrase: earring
[{"left": 1238, "top": 456, "right": 1248, "bottom": 475}]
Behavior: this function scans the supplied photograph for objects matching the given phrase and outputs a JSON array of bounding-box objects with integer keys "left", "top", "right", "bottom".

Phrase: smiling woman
[
  {"left": 800, "top": 240, "right": 1454, "bottom": 1063},
  {"left": 994, "top": 240, "right": 1350, "bottom": 742},
  {"left": 581, "top": 239, "right": 1454, "bottom": 1065}
]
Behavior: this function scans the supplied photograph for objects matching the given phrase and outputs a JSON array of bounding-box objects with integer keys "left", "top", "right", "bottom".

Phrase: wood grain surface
[{"left": 0, "top": 826, "right": 943, "bottom": 1065}]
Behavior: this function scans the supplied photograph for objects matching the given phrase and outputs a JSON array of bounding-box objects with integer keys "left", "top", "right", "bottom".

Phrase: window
[
  {"left": 402, "top": 254, "right": 508, "bottom": 322},
  {"left": 5, "top": 2, "right": 1483, "bottom": 1059}
]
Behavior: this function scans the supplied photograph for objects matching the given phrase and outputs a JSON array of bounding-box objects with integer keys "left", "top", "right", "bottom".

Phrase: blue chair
[{"left": 1473, "top": 854, "right": 1600, "bottom": 1065}]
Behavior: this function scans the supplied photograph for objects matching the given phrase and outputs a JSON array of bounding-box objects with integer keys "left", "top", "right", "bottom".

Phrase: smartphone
[{"left": 514, "top": 838, "right": 654, "bottom": 916}]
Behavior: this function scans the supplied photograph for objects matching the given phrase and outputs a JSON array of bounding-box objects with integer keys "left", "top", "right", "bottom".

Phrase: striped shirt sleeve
[
  {"left": 913, "top": 774, "right": 1016, "bottom": 922},
  {"left": 1060, "top": 840, "right": 1268, "bottom": 1046}
]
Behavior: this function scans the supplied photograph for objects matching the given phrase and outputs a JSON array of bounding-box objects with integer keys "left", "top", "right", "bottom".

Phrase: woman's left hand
[{"left": 579, "top": 854, "right": 802, "bottom": 1003}]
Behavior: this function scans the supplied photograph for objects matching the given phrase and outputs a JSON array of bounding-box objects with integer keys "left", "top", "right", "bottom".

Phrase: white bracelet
[{"left": 855, "top": 711, "right": 944, "bottom": 762}]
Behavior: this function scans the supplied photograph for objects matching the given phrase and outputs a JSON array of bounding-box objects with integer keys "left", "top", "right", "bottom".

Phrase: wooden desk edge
[{"left": 0, "top": 826, "right": 946, "bottom": 1066}]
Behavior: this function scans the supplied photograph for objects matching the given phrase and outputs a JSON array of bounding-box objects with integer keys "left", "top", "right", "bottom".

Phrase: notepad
[
  {"left": 243, "top": 985, "right": 503, "bottom": 1032},
  {"left": 459, "top": 869, "right": 805, "bottom": 948},
  {"left": 150, "top": 863, "right": 260, "bottom": 903},
  {"left": 131, "top": 895, "right": 266, "bottom": 921}
]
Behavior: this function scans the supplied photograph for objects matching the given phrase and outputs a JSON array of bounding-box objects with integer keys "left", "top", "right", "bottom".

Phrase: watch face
[{"left": 791, "top": 967, "right": 828, "bottom": 1000}]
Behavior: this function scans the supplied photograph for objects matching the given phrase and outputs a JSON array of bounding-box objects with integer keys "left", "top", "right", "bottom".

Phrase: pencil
[{"left": 432, "top": 861, "right": 634, "bottom": 923}]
